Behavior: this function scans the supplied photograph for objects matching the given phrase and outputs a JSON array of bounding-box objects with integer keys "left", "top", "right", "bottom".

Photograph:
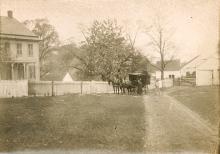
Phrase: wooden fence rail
[{"left": 28, "top": 81, "right": 114, "bottom": 96}]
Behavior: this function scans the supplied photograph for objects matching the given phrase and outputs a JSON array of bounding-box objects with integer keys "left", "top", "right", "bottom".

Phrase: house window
[
  {"left": 17, "top": 43, "right": 22, "bottom": 56},
  {"left": 186, "top": 71, "right": 190, "bottom": 77},
  {"left": 4, "top": 42, "right": 10, "bottom": 54},
  {"left": 28, "top": 65, "right": 35, "bottom": 79},
  {"left": 28, "top": 44, "right": 33, "bottom": 56}
]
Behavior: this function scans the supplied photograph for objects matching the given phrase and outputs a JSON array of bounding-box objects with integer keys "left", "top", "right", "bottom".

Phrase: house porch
[{"left": 0, "top": 62, "right": 37, "bottom": 81}]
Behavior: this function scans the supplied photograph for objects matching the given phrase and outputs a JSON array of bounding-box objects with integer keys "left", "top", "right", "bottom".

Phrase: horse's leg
[
  {"left": 129, "top": 87, "right": 131, "bottom": 95},
  {"left": 118, "top": 86, "right": 120, "bottom": 94},
  {"left": 113, "top": 85, "right": 116, "bottom": 94},
  {"left": 115, "top": 86, "right": 117, "bottom": 94},
  {"left": 121, "top": 87, "right": 123, "bottom": 94},
  {"left": 121, "top": 86, "right": 124, "bottom": 94},
  {"left": 134, "top": 87, "right": 137, "bottom": 95}
]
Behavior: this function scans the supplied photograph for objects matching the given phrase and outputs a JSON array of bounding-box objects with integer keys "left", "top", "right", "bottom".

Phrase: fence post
[
  {"left": 80, "top": 81, "right": 83, "bottom": 94},
  {"left": 52, "top": 80, "right": 54, "bottom": 96}
]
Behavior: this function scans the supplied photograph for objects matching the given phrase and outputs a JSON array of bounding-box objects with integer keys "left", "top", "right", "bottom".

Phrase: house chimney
[{"left": 7, "top": 10, "right": 13, "bottom": 18}]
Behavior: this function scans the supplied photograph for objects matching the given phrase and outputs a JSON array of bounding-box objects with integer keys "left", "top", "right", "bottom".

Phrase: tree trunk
[
  {"left": 160, "top": 57, "right": 164, "bottom": 80},
  {"left": 161, "top": 70, "right": 164, "bottom": 80}
]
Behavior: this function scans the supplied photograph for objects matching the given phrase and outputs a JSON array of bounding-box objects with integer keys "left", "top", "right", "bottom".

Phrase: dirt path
[{"left": 143, "top": 94, "right": 218, "bottom": 154}]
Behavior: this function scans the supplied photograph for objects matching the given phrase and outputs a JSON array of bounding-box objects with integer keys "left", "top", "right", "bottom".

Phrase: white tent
[{"left": 62, "top": 72, "right": 74, "bottom": 82}]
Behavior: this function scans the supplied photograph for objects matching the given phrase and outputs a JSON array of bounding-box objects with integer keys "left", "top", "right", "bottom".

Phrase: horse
[
  {"left": 120, "top": 79, "right": 137, "bottom": 95},
  {"left": 109, "top": 77, "right": 139, "bottom": 95},
  {"left": 109, "top": 78, "right": 121, "bottom": 94}
]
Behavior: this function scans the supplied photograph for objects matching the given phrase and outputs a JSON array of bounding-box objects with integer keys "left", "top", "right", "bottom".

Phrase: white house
[
  {"left": 155, "top": 59, "right": 181, "bottom": 79},
  {"left": 0, "top": 11, "right": 40, "bottom": 81}
]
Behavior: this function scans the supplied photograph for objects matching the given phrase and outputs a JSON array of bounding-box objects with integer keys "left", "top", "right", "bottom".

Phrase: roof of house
[
  {"left": 156, "top": 59, "right": 181, "bottom": 71},
  {"left": 0, "top": 16, "right": 40, "bottom": 40},
  {"left": 180, "top": 53, "right": 220, "bottom": 70},
  {"left": 180, "top": 55, "right": 200, "bottom": 69}
]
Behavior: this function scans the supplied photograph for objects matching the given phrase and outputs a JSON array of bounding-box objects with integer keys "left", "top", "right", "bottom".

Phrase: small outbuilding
[
  {"left": 62, "top": 72, "right": 74, "bottom": 82},
  {"left": 196, "top": 56, "right": 219, "bottom": 86}
]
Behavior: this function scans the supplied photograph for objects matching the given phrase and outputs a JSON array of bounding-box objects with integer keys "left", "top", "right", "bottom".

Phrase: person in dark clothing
[{"left": 137, "top": 79, "right": 143, "bottom": 95}]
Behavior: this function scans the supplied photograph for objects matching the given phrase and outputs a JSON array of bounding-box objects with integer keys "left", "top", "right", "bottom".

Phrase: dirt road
[{"left": 143, "top": 94, "right": 218, "bottom": 153}]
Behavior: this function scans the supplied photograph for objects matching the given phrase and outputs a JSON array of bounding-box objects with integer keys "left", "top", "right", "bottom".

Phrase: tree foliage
[
  {"left": 76, "top": 19, "right": 144, "bottom": 81},
  {"left": 23, "top": 18, "right": 150, "bottom": 81},
  {"left": 24, "top": 19, "right": 60, "bottom": 78}
]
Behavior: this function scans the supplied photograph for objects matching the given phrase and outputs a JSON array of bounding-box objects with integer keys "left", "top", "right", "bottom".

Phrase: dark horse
[
  {"left": 108, "top": 78, "right": 121, "bottom": 94},
  {"left": 120, "top": 79, "right": 137, "bottom": 95},
  {"left": 109, "top": 78, "right": 137, "bottom": 95}
]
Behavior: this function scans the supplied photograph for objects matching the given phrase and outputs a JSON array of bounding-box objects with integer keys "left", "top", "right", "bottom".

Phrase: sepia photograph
[{"left": 0, "top": 0, "right": 219, "bottom": 153}]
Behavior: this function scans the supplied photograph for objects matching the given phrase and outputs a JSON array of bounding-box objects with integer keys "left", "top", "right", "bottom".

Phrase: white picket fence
[
  {"left": 28, "top": 81, "right": 114, "bottom": 96},
  {"left": 0, "top": 79, "right": 173, "bottom": 98},
  {"left": 148, "top": 78, "right": 173, "bottom": 90},
  {"left": 0, "top": 80, "right": 28, "bottom": 98}
]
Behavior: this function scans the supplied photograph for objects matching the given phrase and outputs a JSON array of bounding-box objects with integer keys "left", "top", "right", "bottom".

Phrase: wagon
[{"left": 128, "top": 72, "right": 151, "bottom": 94}]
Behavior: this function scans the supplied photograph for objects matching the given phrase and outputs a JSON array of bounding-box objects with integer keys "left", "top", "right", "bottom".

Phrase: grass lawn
[
  {"left": 0, "top": 94, "right": 145, "bottom": 152},
  {"left": 168, "top": 86, "right": 219, "bottom": 127}
]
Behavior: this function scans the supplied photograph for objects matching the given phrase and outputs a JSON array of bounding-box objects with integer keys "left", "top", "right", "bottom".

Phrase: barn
[{"left": 180, "top": 54, "right": 219, "bottom": 86}]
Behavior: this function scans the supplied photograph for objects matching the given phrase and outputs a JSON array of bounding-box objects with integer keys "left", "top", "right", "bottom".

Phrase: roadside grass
[
  {"left": 0, "top": 94, "right": 145, "bottom": 152},
  {"left": 167, "top": 86, "right": 219, "bottom": 127}
]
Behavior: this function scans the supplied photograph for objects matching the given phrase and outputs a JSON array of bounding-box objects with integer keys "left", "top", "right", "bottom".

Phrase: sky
[{"left": 0, "top": 0, "right": 219, "bottom": 62}]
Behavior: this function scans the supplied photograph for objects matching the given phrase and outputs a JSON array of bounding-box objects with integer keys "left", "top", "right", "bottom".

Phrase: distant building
[
  {"left": 180, "top": 56, "right": 200, "bottom": 78},
  {"left": 154, "top": 59, "right": 181, "bottom": 79},
  {"left": 0, "top": 11, "right": 40, "bottom": 81},
  {"left": 196, "top": 56, "right": 219, "bottom": 86},
  {"left": 180, "top": 54, "right": 219, "bottom": 86}
]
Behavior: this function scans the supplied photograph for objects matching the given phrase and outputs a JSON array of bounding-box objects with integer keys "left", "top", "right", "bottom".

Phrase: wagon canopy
[{"left": 128, "top": 72, "right": 150, "bottom": 85}]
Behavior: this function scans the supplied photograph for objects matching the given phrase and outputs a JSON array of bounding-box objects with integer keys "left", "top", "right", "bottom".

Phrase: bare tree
[{"left": 145, "top": 17, "right": 176, "bottom": 79}]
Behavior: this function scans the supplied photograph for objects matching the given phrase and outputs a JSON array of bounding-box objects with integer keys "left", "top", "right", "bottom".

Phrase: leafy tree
[
  {"left": 78, "top": 19, "right": 137, "bottom": 81},
  {"left": 42, "top": 19, "right": 150, "bottom": 81},
  {"left": 0, "top": 41, "right": 11, "bottom": 79},
  {"left": 130, "top": 51, "right": 149, "bottom": 72},
  {"left": 24, "top": 19, "right": 60, "bottom": 78},
  {"left": 0, "top": 42, "right": 10, "bottom": 62}
]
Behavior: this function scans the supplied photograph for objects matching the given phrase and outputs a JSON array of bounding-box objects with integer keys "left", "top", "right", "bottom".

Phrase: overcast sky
[{"left": 0, "top": 0, "right": 219, "bottom": 61}]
